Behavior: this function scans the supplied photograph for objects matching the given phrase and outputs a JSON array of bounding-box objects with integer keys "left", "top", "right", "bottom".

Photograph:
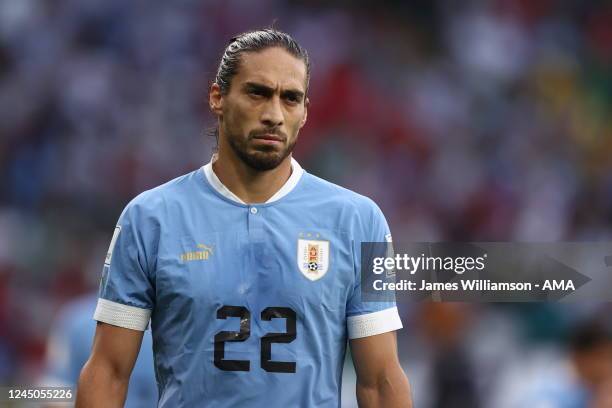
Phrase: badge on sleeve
[
  {"left": 105, "top": 226, "right": 121, "bottom": 266},
  {"left": 297, "top": 238, "right": 330, "bottom": 281}
]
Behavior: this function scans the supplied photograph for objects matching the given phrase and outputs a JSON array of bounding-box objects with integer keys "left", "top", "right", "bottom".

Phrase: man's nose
[{"left": 260, "top": 97, "right": 284, "bottom": 128}]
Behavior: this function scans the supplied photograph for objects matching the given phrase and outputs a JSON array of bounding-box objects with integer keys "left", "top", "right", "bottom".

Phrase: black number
[
  {"left": 214, "top": 305, "right": 250, "bottom": 371},
  {"left": 261, "top": 307, "right": 297, "bottom": 373},
  {"left": 214, "top": 306, "right": 297, "bottom": 373}
]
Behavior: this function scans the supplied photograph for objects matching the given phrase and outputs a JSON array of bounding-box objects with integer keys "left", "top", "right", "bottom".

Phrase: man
[{"left": 77, "top": 29, "right": 412, "bottom": 407}]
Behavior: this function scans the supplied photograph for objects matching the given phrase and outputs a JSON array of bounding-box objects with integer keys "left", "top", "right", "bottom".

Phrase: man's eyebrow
[
  {"left": 243, "top": 82, "right": 304, "bottom": 99},
  {"left": 243, "top": 82, "right": 274, "bottom": 93},
  {"left": 281, "top": 89, "right": 305, "bottom": 100}
]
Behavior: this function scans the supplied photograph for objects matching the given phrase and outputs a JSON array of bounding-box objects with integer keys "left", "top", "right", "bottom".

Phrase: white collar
[{"left": 203, "top": 156, "right": 304, "bottom": 204}]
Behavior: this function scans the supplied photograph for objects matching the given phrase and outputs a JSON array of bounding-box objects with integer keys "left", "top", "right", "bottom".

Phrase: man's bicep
[
  {"left": 350, "top": 331, "right": 413, "bottom": 408},
  {"left": 349, "top": 331, "right": 401, "bottom": 384},
  {"left": 88, "top": 322, "right": 145, "bottom": 379}
]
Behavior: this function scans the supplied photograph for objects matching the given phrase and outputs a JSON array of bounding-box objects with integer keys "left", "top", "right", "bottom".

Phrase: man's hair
[{"left": 214, "top": 28, "right": 310, "bottom": 95}]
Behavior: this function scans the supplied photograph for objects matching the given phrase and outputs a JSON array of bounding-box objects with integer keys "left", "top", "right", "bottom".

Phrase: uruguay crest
[{"left": 297, "top": 239, "right": 330, "bottom": 281}]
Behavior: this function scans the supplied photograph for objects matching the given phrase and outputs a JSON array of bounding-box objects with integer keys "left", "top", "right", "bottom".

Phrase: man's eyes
[
  {"left": 284, "top": 94, "right": 301, "bottom": 103},
  {"left": 246, "top": 89, "right": 302, "bottom": 104},
  {"left": 248, "top": 89, "right": 266, "bottom": 97}
]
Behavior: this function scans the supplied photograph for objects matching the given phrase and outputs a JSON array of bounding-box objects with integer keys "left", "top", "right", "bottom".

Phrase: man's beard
[{"left": 227, "top": 130, "right": 297, "bottom": 171}]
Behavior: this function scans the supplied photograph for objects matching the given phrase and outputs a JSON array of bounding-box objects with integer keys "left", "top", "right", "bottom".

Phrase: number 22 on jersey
[{"left": 214, "top": 305, "right": 297, "bottom": 373}]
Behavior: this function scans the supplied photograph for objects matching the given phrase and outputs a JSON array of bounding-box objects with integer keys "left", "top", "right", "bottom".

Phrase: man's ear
[
  {"left": 209, "top": 83, "right": 223, "bottom": 116},
  {"left": 300, "top": 97, "right": 309, "bottom": 128}
]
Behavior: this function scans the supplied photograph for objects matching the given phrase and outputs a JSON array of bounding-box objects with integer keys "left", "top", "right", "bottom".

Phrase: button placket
[{"left": 247, "top": 206, "right": 264, "bottom": 239}]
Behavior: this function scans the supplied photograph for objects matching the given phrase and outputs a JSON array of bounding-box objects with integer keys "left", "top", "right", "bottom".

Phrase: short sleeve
[
  {"left": 94, "top": 199, "right": 158, "bottom": 331},
  {"left": 346, "top": 200, "right": 402, "bottom": 339}
]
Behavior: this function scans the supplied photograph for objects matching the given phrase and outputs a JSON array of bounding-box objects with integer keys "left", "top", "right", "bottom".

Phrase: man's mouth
[
  {"left": 252, "top": 133, "right": 284, "bottom": 142},
  {"left": 251, "top": 132, "right": 285, "bottom": 148}
]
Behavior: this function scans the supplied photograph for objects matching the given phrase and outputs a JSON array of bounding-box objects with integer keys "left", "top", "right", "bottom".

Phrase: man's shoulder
[{"left": 299, "top": 172, "right": 382, "bottom": 215}]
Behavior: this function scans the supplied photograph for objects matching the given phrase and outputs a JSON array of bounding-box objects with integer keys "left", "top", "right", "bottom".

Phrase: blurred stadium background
[{"left": 1, "top": 0, "right": 612, "bottom": 407}]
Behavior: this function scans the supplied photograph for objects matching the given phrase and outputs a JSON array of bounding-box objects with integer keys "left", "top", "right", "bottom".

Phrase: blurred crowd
[{"left": 1, "top": 0, "right": 611, "bottom": 407}]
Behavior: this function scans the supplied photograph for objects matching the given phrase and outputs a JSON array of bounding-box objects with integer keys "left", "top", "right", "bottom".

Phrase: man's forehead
[{"left": 235, "top": 48, "right": 307, "bottom": 91}]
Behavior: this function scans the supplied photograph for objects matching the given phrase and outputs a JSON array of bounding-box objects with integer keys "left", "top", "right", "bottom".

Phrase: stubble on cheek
[{"left": 221, "top": 103, "right": 243, "bottom": 139}]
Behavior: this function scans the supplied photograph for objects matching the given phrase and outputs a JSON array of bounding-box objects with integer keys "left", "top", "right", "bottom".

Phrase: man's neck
[{"left": 212, "top": 142, "right": 292, "bottom": 204}]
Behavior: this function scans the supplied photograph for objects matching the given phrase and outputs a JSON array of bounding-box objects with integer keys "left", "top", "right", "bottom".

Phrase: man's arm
[
  {"left": 76, "top": 322, "right": 144, "bottom": 407},
  {"left": 350, "top": 331, "right": 412, "bottom": 408}
]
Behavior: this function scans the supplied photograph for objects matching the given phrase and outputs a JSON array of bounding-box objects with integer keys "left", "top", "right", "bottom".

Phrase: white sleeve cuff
[
  {"left": 94, "top": 298, "right": 151, "bottom": 331},
  {"left": 347, "top": 306, "right": 403, "bottom": 339}
]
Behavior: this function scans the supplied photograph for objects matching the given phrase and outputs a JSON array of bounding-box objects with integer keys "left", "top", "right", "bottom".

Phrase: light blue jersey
[{"left": 95, "top": 158, "right": 402, "bottom": 407}]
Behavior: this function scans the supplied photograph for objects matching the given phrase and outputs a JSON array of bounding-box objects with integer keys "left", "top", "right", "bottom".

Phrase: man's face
[{"left": 211, "top": 47, "right": 308, "bottom": 171}]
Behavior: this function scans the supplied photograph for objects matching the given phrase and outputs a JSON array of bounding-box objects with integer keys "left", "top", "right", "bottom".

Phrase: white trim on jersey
[
  {"left": 94, "top": 298, "right": 151, "bottom": 331},
  {"left": 203, "top": 155, "right": 304, "bottom": 204},
  {"left": 347, "top": 307, "right": 403, "bottom": 339}
]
